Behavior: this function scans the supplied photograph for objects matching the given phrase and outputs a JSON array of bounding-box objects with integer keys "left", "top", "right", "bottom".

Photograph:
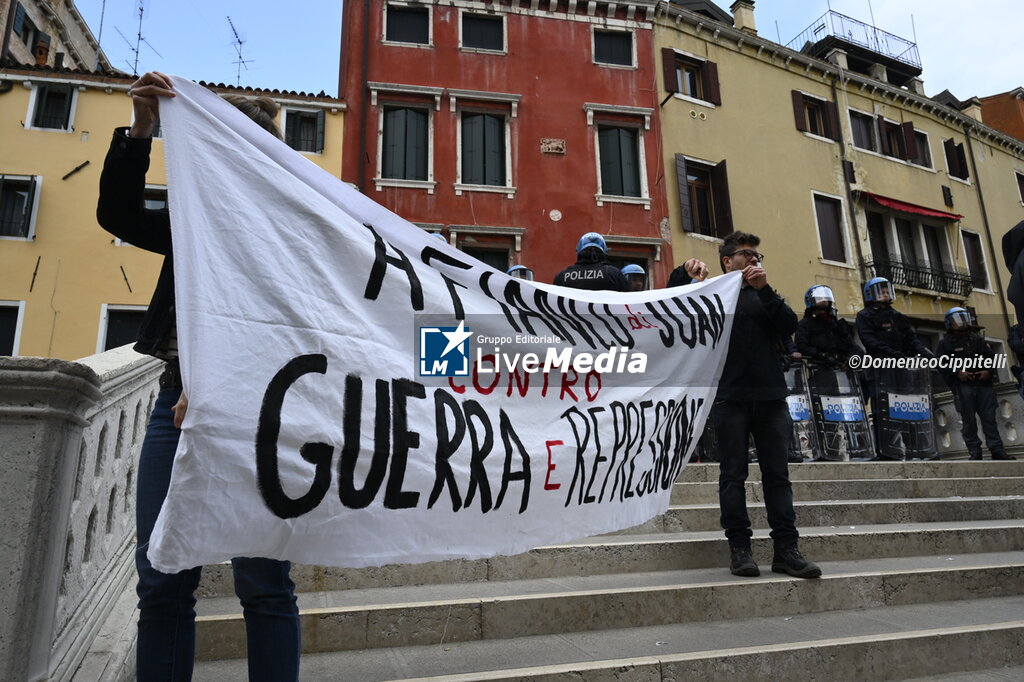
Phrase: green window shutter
[
  {"left": 462, "top": 113, "right": 483, "bottom": 184},
  {"left": 675, "top": 154, "right": 693, "bottom": 232},
  {"left": 382, "top": 108, "right": 404, "bottom": 178},
  {"left": 483, "top": 114, "right": 505, "bottom": 186},
  {"left": 32, "top": 84, "right": 49, "bottom": 127},
  {"left": 314, "top": 110, "right": 325, "bottom": 153},
  {"left": 408, "top": 109, "right": 427, "bottom": 181},
  {"left": 618, "top": 128, "right": 640, "bottom": 197},
  {"left": 13, "top": 5, "right": 25, "bottom": 37},
  {"left": 597, "top": 127, "right": 621, "bottom": 195},
  {"left": 285, "top": 110, "right": 299, "bottom": 149}
]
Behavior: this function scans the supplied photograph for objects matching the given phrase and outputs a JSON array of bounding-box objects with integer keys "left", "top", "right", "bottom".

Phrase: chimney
[
  {"left": 961, "top": 97, "right": 984, "bottom": 123},
  {"left": 729, "top": 1, "right": 757, "bottom": 36}
]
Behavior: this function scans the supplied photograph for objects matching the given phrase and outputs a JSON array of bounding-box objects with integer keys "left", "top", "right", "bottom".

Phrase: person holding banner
[
  {"left": 96, "top": 71, "right": 301, "bottom": 682},
  {"left": 666, "top": 258, "right": 710, "bottom": 286},
  {"left": 553, "top": 232, "right": 630, "bottom": 291},
  {"left": 709, "top": 232, "right": 822, "bottom": 579}
]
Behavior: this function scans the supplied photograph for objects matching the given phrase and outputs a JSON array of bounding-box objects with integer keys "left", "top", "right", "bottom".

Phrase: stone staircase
[{"left": 192, "top": 460, "right": 1024, "bottom": 681}]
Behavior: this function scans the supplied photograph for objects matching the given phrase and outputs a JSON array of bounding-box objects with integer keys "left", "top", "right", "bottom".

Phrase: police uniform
[{"left": 553, "top": 261, "right": 630, "bottom": 291}]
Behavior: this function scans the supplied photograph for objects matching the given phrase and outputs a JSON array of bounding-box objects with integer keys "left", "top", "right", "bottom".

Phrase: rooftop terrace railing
[{"left": 786, "top": 10, "right": 922, "bottom": 69}]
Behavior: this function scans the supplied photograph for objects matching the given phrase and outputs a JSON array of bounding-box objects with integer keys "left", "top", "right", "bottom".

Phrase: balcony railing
[
  {"left": 863, "top": 259, "right": 973, "bottom": 298},
  {"left": 786, "top": 10, "right": 922, "bottom": 69}
]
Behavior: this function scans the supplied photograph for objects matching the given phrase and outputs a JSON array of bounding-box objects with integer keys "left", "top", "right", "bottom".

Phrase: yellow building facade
[
  {"left": 654, "top": 3, "right": 1024, "bottom": 356},
  {"left": 0, "top": 65, "right": 345, "bottom": 360}
]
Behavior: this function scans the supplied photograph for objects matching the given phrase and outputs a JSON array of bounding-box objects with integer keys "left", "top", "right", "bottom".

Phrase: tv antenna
[
  {"left": 227, "top": 16, "right": 253, "bottom": 86},
  {"left": 115, "top": 1, "right": 162, "bottom": 77}
]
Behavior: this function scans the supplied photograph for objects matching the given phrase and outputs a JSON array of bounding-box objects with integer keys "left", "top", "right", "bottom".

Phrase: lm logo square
[{"left": 419, "top": 321, "right": 472, "bottom": 376}]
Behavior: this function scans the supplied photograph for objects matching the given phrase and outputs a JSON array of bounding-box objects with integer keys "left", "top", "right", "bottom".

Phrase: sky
[{"left": 73, "top": 0, "right": 1021, "bottom": 99}]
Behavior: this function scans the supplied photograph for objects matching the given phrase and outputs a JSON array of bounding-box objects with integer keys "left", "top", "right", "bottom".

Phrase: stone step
[
  {"left": 680, "top": 460, "right": 1024, "bottom": 483},
  {"left": 191, "top": 597, "right": 1024, "bottom": 680},
  {"left": 192, "top": 552, "right": 1024, "bottom": 660},
  {"left": 670, "top": 476, "right": 1024, "bottom": 504},
  {"left": 621, "top": 496, "right": 1024, "bottom": 534},
  {"left": 195, "top": 520, "right": 1024, "bottom": 598}
]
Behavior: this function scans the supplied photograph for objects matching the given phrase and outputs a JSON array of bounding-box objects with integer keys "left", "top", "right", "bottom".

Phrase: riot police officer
[
  {"left": 507, "top": 265, "right": 535, "bottom": 281},
  {"left": 796, "top": 285, "right": 862, "bottom": 368},
  {"left": 553, "top": 232, "right": 629, "bottom": 291},
  {"left": 936, "top": 308, "right": 1014, "bottom": 460},
  {"left": 621, "top": 264, "right": 647, "bottom": 291}
]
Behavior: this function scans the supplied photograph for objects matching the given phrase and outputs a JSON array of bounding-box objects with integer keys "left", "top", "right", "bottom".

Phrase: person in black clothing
[
  {"left": 553, "top": 232, "right": 629, "bottom": 291},
  {"left": 96, "top": 71, "right": 300, "bottom": 681},
  {"left": 709, "top": 231, "right": 821, "bottom": 579},
  {"left": 666, "top": 258, "right": 710, "bottom": 287},
  {"left": 796, "top": 285, "right": 862, "bottom": 369},
  {"left": 1002, "top": 220, "right": 1024, "bottom": 325},
  {"left": 855, "top": 277, "right": 934, "bottom": 459},
  {"left": 936, "top": 308, "right": 1014, "bottom": 461}
]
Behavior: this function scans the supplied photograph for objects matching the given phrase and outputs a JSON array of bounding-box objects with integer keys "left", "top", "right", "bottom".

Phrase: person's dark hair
[
  {"left": 222, "top": 95, "right": 282, "bottom": 140},
  {"left": 719, "top": 231, "right": 761, "bottom": 272}
]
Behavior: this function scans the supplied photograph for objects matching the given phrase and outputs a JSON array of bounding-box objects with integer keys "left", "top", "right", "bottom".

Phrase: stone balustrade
[
  {"left": 0, "top": 347, "right": 161, "bottom": 682},
  {"left": 935, "top": 382, "right": 1024, "bottom": 457}
]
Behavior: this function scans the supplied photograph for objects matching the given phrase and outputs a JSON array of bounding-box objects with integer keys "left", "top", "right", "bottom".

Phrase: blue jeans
[
  {"left": 713, "top": 399, "right": 799, "bottom": 549},
  {"left": 136, "top": 387, "right": 300, "bottom": 681}
]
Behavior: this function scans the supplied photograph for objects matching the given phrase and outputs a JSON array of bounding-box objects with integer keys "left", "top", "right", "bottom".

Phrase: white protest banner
[{"left": 148, "top": 76, "right": 741, "bottom": 572}]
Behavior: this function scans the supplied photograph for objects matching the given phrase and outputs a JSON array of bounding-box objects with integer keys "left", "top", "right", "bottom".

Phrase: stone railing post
[{"left": 0, "top": 358, "right": 101, "bottom": 682}]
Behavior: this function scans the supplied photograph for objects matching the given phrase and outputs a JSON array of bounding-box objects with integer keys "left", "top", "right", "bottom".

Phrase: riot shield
[
  {"left": 875, "top": 366, "right": 937, "bottom": 460},
  {"left": 808, "top": 363, "right": 872, "bottom": 461},
  {"left": 785, "top": 363, "right": 818, "bottom": 461}
]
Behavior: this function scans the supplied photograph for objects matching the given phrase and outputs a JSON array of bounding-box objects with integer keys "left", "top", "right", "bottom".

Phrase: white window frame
[
  {"left": 959, "top": 228, "right": 992, "bottom": 294},
  {"left": 96, "top": 304, "right": 148, "bottom": 355},
  {"left": 847, "top": 106, "right": 879, "bottom": 153},
  {"left": 879, "top": 213, "right": 954, "bottom": 272},
  {"left": 668, "top": 48, "right": 715, "bottom": 108},
  {"left": 908, "top": 127, "right": 934, "bottom": 170},
  {"left": 454, "top": 106, "right": 515, "bottom": 197},
  {"left": 811, "top": 191, "right": 853, "bottom": 267},
  {"left": 592, "top": 121, "right": 650, "bottom": 209},
  {"left": 281, "top": 106, "right": 324, "bottom": 155},
  {"left": 0, "top": 174, "right": 42, "bottom": 241},
  {"left": 591, "top": 27, "right": 636, "bottom": 70},
  {"left": 374, "top": 101, "right": 436, "bottom": 193},
  {"left": 458, "top": 10, "right": 507, "bottom": 55},
  {"left": 0, "top": 300, "right": 26, "bottom": 356},
  {"left": 1015, "top": 171, "right": 1024, "bottom": 206},
  {"left": 383, "top": 2, "right": 434, "bottom": 48},
  {"left": 24, "top": 81, "right": 79, "bottom": 132}
]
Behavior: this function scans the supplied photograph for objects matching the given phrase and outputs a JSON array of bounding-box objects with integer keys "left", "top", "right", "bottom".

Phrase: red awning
[{"left": 863, "top": 193, "right": 963, "bottom": 221}]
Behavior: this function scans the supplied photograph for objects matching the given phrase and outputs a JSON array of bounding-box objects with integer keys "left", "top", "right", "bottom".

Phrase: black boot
[
  {"left": 729, "top": 545, "right": 760, "bottom": 577},
  {"left": 771, "top": 546, "right": 822, "bottom": 579},
  {"left": 993, "top": 452, "right": 1016, "bottom": 460}
]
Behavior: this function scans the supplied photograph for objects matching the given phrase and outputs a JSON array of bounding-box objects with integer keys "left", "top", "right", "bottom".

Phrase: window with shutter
[
  {"left": 944, "top": 139, "right": 970, "bottom": 180},
  {"left": 1016, "top": 172, "right": 1024, "bottom": 203},
  {"left": 0, "top": 175, "right": 38, "bottom": 239},
  {"left": 462, "top": 14, "right": 503, "bottom": 51},
  {"left": 382, "top": 107, "right": 428, "bottom": 181},
  {"left": 961, "top": 230, "right": 989, "bottom": 290},
  {"left": 661, "top": 49, "right": 720, "bottom": 104},
  {"left": 909, "top": 130, "right": 932, "bottom": 168},
  {"left": 284, "top": 110, "right": 325, "bottom": 153},
  {"left": 461, "top": 112, "right": 506, "bottom": 186},
  {"left": 0, "top": 304, "right": 20, "bottom": 356},
  {"left": 597, "top": 126, "right": 640, "bottom": 197},
  {"left": 593, "top": 30, "right": 633, "bottom": 66},
  {"left": 386, "top": 5, "right": 430, "bottom": 44},
  {"left": 813, "top": 194, "right": 846, "bottom": 263},
  {"left": 31, "top": 84, "right": 74, "bottom": 130},
  {"left": 849, "top": 110, "right": 876, "bottom": 151}
]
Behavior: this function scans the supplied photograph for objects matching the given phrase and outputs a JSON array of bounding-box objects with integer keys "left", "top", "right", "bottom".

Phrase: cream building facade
[
  {"left": 654, "top": 1, "right": 1024, "bottom": 358},
  {"left": 0, "top": 64, "right": 345, "bottom": 360}
]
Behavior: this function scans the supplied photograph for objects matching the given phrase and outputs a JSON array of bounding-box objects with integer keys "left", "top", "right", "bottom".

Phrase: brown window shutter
[
  {"left": 877, "top": 115, "right": 891, "bottom": 156},
  {"left": 900, "top": 122, "right": 917, "bottom": 160},
  {"left": 942, "top": 185, "right": 954, "bottom": 207},
  {"left": 703, "top": 61, "right": 721, "bottom": 105},
  {"left": 956, "top": 143, "right": 970, "bottom": 180},
  {"left": 943, "top": 138, "right": 960, "bottom": 177},
  {"left": 662, "top": 48, "right": 679, "bottom": 94},
  {"left": 710, "top": 159, "right": 733, "bottom": 238},
  {"left": 675, "top": 153, "right": 693, "bottom": 232},
  {"left": 843, "top": 160, "right": 856, "bottom": 184},
  {"left": 791, "top": 91, "right": 808, "bottom": 132},
  {"left": 824, "top": 101, "right": 841, "bottom": 141}
]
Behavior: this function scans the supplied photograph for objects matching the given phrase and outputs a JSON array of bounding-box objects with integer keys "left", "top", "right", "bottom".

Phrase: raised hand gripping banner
[{"left": 148, "top": 76, "right": 741, "bottom": 572}]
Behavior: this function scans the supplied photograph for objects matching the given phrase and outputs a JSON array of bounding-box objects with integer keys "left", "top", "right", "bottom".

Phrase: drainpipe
[
  {"left": 357, "top": 0, "right": 371, "bottom": 192},
  {"left": 962, "top": 125, "right": 1013, "bottom": 332}
]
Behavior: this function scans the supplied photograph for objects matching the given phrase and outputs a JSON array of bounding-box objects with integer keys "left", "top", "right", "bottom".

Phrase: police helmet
[
  {"left": 804, "top": 285, "right": 835, "bottom": 311},
  {"left": 621, "top": 264, "right": 646, "bottom": 276},
  {"left": 576, "top": 232, "right": 607, "bottom": 255},
  {"left": 945, "top": 307, "right": 972, "bottom": 331},
  {"left": 621, "top": 264, "right": 647, "bottom": 290},
  {"left": 507, "top": 265, "right": 535, "bottom": 281},
  {"left": 432, "top": 233, "right": 446, "bottom": 241},
  {"left": 863, "top": 277, "right": 894, "bottom": 303}
]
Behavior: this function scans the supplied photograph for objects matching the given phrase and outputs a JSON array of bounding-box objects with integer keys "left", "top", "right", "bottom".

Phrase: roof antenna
[
  {"left": 115, "top": 1, "right": 161, "bottom": 77},
  {"left": 227, "top": 16, "right": 253, "bottom": 87},
  {"left": 95, "top": 0, "right": 107, "bottom": 71}
]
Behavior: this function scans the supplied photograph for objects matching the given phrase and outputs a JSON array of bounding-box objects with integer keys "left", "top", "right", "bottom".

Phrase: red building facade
[{"left": 339, "top": 0, "right": 671, "bottom": 285}]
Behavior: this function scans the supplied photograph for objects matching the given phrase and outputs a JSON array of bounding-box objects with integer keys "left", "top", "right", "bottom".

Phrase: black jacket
[
  {"left": 855, "top": 304, "right": 931, "bottom": 358},
  {"left": 666, "top": 264, "right": 694, "bottom": 288},
  {"left": 717, "top": 284, "right": 798, "bottom": 402},
  {"left": 1002, "top": 220, "right": 1024, "bottom": 325},
  {"left": 553, "top": 259, "right": 629, "bottom": 291},
  {"left": 96, "top": 128, "right": 173, "bottom": 357},
  {"left": 796, "top": 312, "right": 862, "bottom": 364},
  {"left": 936, "top": 331, "right": 995, "bottom": 387}
]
